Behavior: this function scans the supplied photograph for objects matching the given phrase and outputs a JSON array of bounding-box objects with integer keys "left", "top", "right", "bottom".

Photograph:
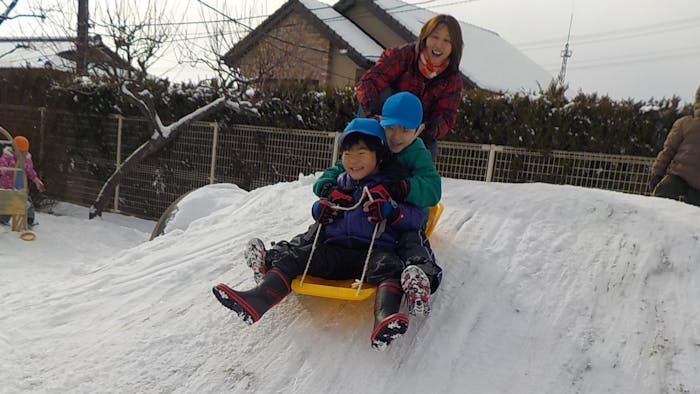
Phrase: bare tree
[
  {"left": 88, "top": 84, "right": 255, "bottom": 219},
  {"left": 0, "top": 0, "right": 21, "bottom": 27},
  {"left": 18, "top": 0, "right": 265, "bottom": 218},
  {"left": 86, "top": 1, "right": 262, "bottom": 218},
  {"left": 0, "top": 0, "right": 47, "bottom": 34},
  {"left": 98, "top": 0, "right": 172, "bottom": 80},
  {"left": 176, "top": 0, "right": 278, "bottom": 90}
]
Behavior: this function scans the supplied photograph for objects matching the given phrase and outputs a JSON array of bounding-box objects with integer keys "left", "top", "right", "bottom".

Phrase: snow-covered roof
[
  {"left": 372, "top": 0, "right": 553, "bottom": 93},
  {"left": 300, "top": 0, "right": 384, "bottom": 61},
  {"left": 224, "top": 0, "right": 383, "bottom": 69},
  {"left": 228, "top": 0, "right": 552, "bottom": 92},
  {"left": 0, "top": 39, "right": 74, "bottom": 71}
]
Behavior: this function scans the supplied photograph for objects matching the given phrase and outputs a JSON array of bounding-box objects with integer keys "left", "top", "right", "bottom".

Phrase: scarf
[{"left": 418, "top": 47, "right": 449, "bottom": 79}]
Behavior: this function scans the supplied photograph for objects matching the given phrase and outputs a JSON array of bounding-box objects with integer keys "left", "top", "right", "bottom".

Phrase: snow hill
[{"left": 2, "top": 176, "right": 699, "bottom": 393}]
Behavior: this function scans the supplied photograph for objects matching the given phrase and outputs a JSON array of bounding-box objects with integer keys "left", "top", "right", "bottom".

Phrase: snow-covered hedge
[{"left": 0, "top": 71, "right": 691, "bottom": 157}]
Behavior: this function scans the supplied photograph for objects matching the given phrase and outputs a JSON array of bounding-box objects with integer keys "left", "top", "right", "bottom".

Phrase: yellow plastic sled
[
  {"left": 424, "top": 202, "right": 444, "bottom": 238},
  {"left": 291, "top": 202, "right": 444, "bottom": 301}
]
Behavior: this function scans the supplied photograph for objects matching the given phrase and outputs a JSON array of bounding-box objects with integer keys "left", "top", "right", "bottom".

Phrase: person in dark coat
[
  {"left": 649, "top": 85, "right": 700, "bottom": 206},
  {"left": 356, "top": 14, "right": 464, "bottom": 160}
]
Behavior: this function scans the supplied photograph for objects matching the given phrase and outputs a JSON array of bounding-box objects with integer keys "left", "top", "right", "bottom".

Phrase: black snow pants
[{"left": 265, "top": 223, "right": 404, "bottom": 285}]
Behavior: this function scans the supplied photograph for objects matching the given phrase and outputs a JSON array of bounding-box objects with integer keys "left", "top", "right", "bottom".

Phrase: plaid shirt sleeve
[
  {"left": 425, "top": 74, "right": 463, "bottom": 139},
  {"left": 356, "top": 46, "right": 413, "bottom": 116}
]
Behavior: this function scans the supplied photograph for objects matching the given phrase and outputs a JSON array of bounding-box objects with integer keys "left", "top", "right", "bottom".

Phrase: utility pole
[
  {"left": 76, "top": 0, "right": 89, "bottom": 74},
  {"left": 556, "top": 13, "right": 574, "bottom": 88}
]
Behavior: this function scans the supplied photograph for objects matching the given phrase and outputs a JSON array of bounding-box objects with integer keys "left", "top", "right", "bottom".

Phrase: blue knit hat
[
  {"left": 380, "top": 92, "right": 423, "bottom": 129},
  {"left": 338, "top": 118, "right": 386, "bottom": 147}
]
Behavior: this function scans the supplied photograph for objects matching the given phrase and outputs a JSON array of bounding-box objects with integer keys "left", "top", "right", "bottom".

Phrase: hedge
[{"left": 0, "top": 71, "right": 692, "bottom": 157}]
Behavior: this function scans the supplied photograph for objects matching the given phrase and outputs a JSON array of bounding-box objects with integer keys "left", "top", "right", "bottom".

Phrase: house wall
[
  {"left": 237, "top": 12, "right": 332, "bottom": 87},
  {"left": 327, "top": 52, "right": 361, "bottom": 88},
  {"left": 343, "top": 4, "right": 410, "bottom": 48}
]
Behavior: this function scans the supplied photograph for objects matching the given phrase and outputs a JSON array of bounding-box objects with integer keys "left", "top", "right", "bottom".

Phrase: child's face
[
  {"left": 341, "top": 140, "right": 379, "bottom": 180},
  {"left": 384, "top": 125, "right": 422, "bottom": 153},
  {"left": 425, "top": 23, "right": 452, "bottom": 65}
]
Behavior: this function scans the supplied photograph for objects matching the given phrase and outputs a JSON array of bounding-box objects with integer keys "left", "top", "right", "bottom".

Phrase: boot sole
[
  {"left": 370, "top": 313, "right": 409, "bottom": 351},
  {"left": 402, "top": 266, "right": 431, "bottom": 317},
  {"left": 212, "top": 283, "right": 259, "bottom": 325},
  {"left": 245, "top": 238, "right": 267, "bottom": 284}
]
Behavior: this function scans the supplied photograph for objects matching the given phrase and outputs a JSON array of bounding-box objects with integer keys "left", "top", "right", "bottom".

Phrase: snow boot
[
  {"left": 212, "top": 268, "right": 291, "bottom": 325},
  {"left": 370, "top": 280, "right": 409, "bottom": 351},
  {"left": 245, "top": 238, "right": 268, "bottom": 284},
  {"left": 401, "top": 265, "right": 431, "bottom": 316}
]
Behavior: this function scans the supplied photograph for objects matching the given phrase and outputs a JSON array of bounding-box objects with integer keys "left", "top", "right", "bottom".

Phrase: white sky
[
  {"left": 2, "top": 177, "right": 700, "bottom": 392},
  {"left": 1, "top": 0, "right": 699, "bottom": 103}
]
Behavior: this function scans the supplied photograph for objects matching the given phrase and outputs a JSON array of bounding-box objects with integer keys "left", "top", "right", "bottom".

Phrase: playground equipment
[{"left": 0, "top": 126, "right": 31, "bottom": 235}]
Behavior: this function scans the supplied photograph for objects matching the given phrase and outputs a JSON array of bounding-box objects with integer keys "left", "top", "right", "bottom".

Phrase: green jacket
[{"left": 313, "top": 138, "right": 441, "bottom": 220}]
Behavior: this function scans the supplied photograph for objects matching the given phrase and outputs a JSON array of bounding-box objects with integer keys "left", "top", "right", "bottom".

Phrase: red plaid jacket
[{"left": 356, "top": 43, "right": 463, "bottom": 139}]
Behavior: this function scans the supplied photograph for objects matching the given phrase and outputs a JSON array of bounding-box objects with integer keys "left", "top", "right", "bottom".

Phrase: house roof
[
  {"left": 223, "top": 0, "right": 384, "bottom": 69},
  {"left": 0, "top": 36, "right": 131, "bottom": 72},
  {"left": 338, "top": 0, "right": 553, "bottom": 93},
  {"left": 227, "top": 0, "right": 553, "bottom": 93},
  {"left": 0, "top": 38, "right": 75, "bottom": 71}
]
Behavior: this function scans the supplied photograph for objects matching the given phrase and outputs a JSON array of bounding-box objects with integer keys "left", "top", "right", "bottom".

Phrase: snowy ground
[{"left": 2, "top": 176, "right": 699, "bottom": 394}]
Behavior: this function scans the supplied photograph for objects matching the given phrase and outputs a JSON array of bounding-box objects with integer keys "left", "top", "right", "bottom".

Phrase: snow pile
[{"left": 2, "top": 175, "right": 699, "bottom": 393}]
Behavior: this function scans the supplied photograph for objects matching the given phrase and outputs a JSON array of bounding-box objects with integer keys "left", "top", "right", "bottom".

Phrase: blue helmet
[
  {"left": 380, "top": 91, "right": 423, "bottom": 130},
  {"left": 338, "top": 118, "right": 386, "bottom": 147}
]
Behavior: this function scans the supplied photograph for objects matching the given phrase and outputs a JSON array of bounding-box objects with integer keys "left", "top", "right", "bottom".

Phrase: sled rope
[
  {"left": 298, "top": 186, "right": 383, "bottom": 295},
  {"left": 356, "top": 220, "right": 381, "bottom": 296},
  {"left": 298, "top": 221, "right": 323, "bottom": 287}
]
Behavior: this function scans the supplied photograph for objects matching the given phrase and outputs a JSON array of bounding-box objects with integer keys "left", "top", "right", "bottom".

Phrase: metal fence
[
  {"left": 0, "top": 104, "right": 656, "bottom": 220},
  {"left": 437, "top": 142, "right": 654, "bottom": 195}
]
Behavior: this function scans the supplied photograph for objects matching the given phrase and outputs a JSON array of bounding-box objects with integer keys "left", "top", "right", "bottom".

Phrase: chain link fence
[
  {"left": 0, "top": 104, "right": 656, "bottom": 220},
  {"left": 437, "top": 142, "right": 654, "bottom": 195}
]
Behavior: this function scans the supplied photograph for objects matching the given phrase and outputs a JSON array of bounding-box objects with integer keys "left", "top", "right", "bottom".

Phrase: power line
[
  {"left": 194, "top": 0, "right": 360, "bottom": 82},
  {"left": 516, "top": 16, "right": 700, "bottom": 50},
  {"left": 196, "top": 0, "right": 332, "bottom": 54},
  {"left": 543, "top": 46, "right": 700, "bottom": 71},
  {"left": 91, "top": 0, "right": 479, "bottom": 30}
]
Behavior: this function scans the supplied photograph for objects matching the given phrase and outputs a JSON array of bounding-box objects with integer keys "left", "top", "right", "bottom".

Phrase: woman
[{"left": 356, "top": 14, "right": 464, "bottom": 159}]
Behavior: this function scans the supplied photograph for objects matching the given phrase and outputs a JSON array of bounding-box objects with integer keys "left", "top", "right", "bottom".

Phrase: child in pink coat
[{"left": 0, "top": 136, "right": 45, "bottom": 226}]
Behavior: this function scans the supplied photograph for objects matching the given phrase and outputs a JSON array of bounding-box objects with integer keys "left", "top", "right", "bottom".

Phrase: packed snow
[{"left": 2, "top": 175, "right": 699, "bottom": 393}]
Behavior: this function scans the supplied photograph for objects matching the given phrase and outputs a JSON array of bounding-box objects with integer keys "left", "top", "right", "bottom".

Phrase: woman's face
[
  {"left": 341, "top": 140, "right": 379, "bottom": 180},
  {"left": 425, "top": 23, "right": 452, "bottom": 65}
]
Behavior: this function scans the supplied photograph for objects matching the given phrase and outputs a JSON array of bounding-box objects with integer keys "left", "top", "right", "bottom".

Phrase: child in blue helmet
[
  {"left": 213, "top": 118, "right": 426, "bottom": 351},
  {"left": 315, "top": 92, "right": 442, "bottom": 317}
]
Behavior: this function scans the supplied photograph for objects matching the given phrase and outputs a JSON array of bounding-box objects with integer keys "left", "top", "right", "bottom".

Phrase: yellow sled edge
[
  {"left": 424, "top": 202, "right": 444, "bottom": 238},
  {"left": 291, "top": 276, "right": 376, "bottom": 301}
]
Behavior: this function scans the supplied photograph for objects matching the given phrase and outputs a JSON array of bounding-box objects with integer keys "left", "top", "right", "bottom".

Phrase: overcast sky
[{"left": 2, "top": 0, "right": 699, "bottom": 103}]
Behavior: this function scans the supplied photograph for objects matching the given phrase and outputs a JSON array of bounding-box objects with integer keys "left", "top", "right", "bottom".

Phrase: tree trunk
[{"left": 89, "top": 90, "right": 243, "bottom": 218}]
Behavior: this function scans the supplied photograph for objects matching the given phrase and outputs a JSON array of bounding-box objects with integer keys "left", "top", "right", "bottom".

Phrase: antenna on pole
[{"left": 556, "top": 13, "right": 574, "bottom": 87}]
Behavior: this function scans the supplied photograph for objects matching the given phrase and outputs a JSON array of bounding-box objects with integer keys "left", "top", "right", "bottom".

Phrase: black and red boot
[
  {"left": 212, "top": 268, "right": 291, "bottom": 325},
  {"left": 370, "top": 280, "right": 409, "bottom": 351}
]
